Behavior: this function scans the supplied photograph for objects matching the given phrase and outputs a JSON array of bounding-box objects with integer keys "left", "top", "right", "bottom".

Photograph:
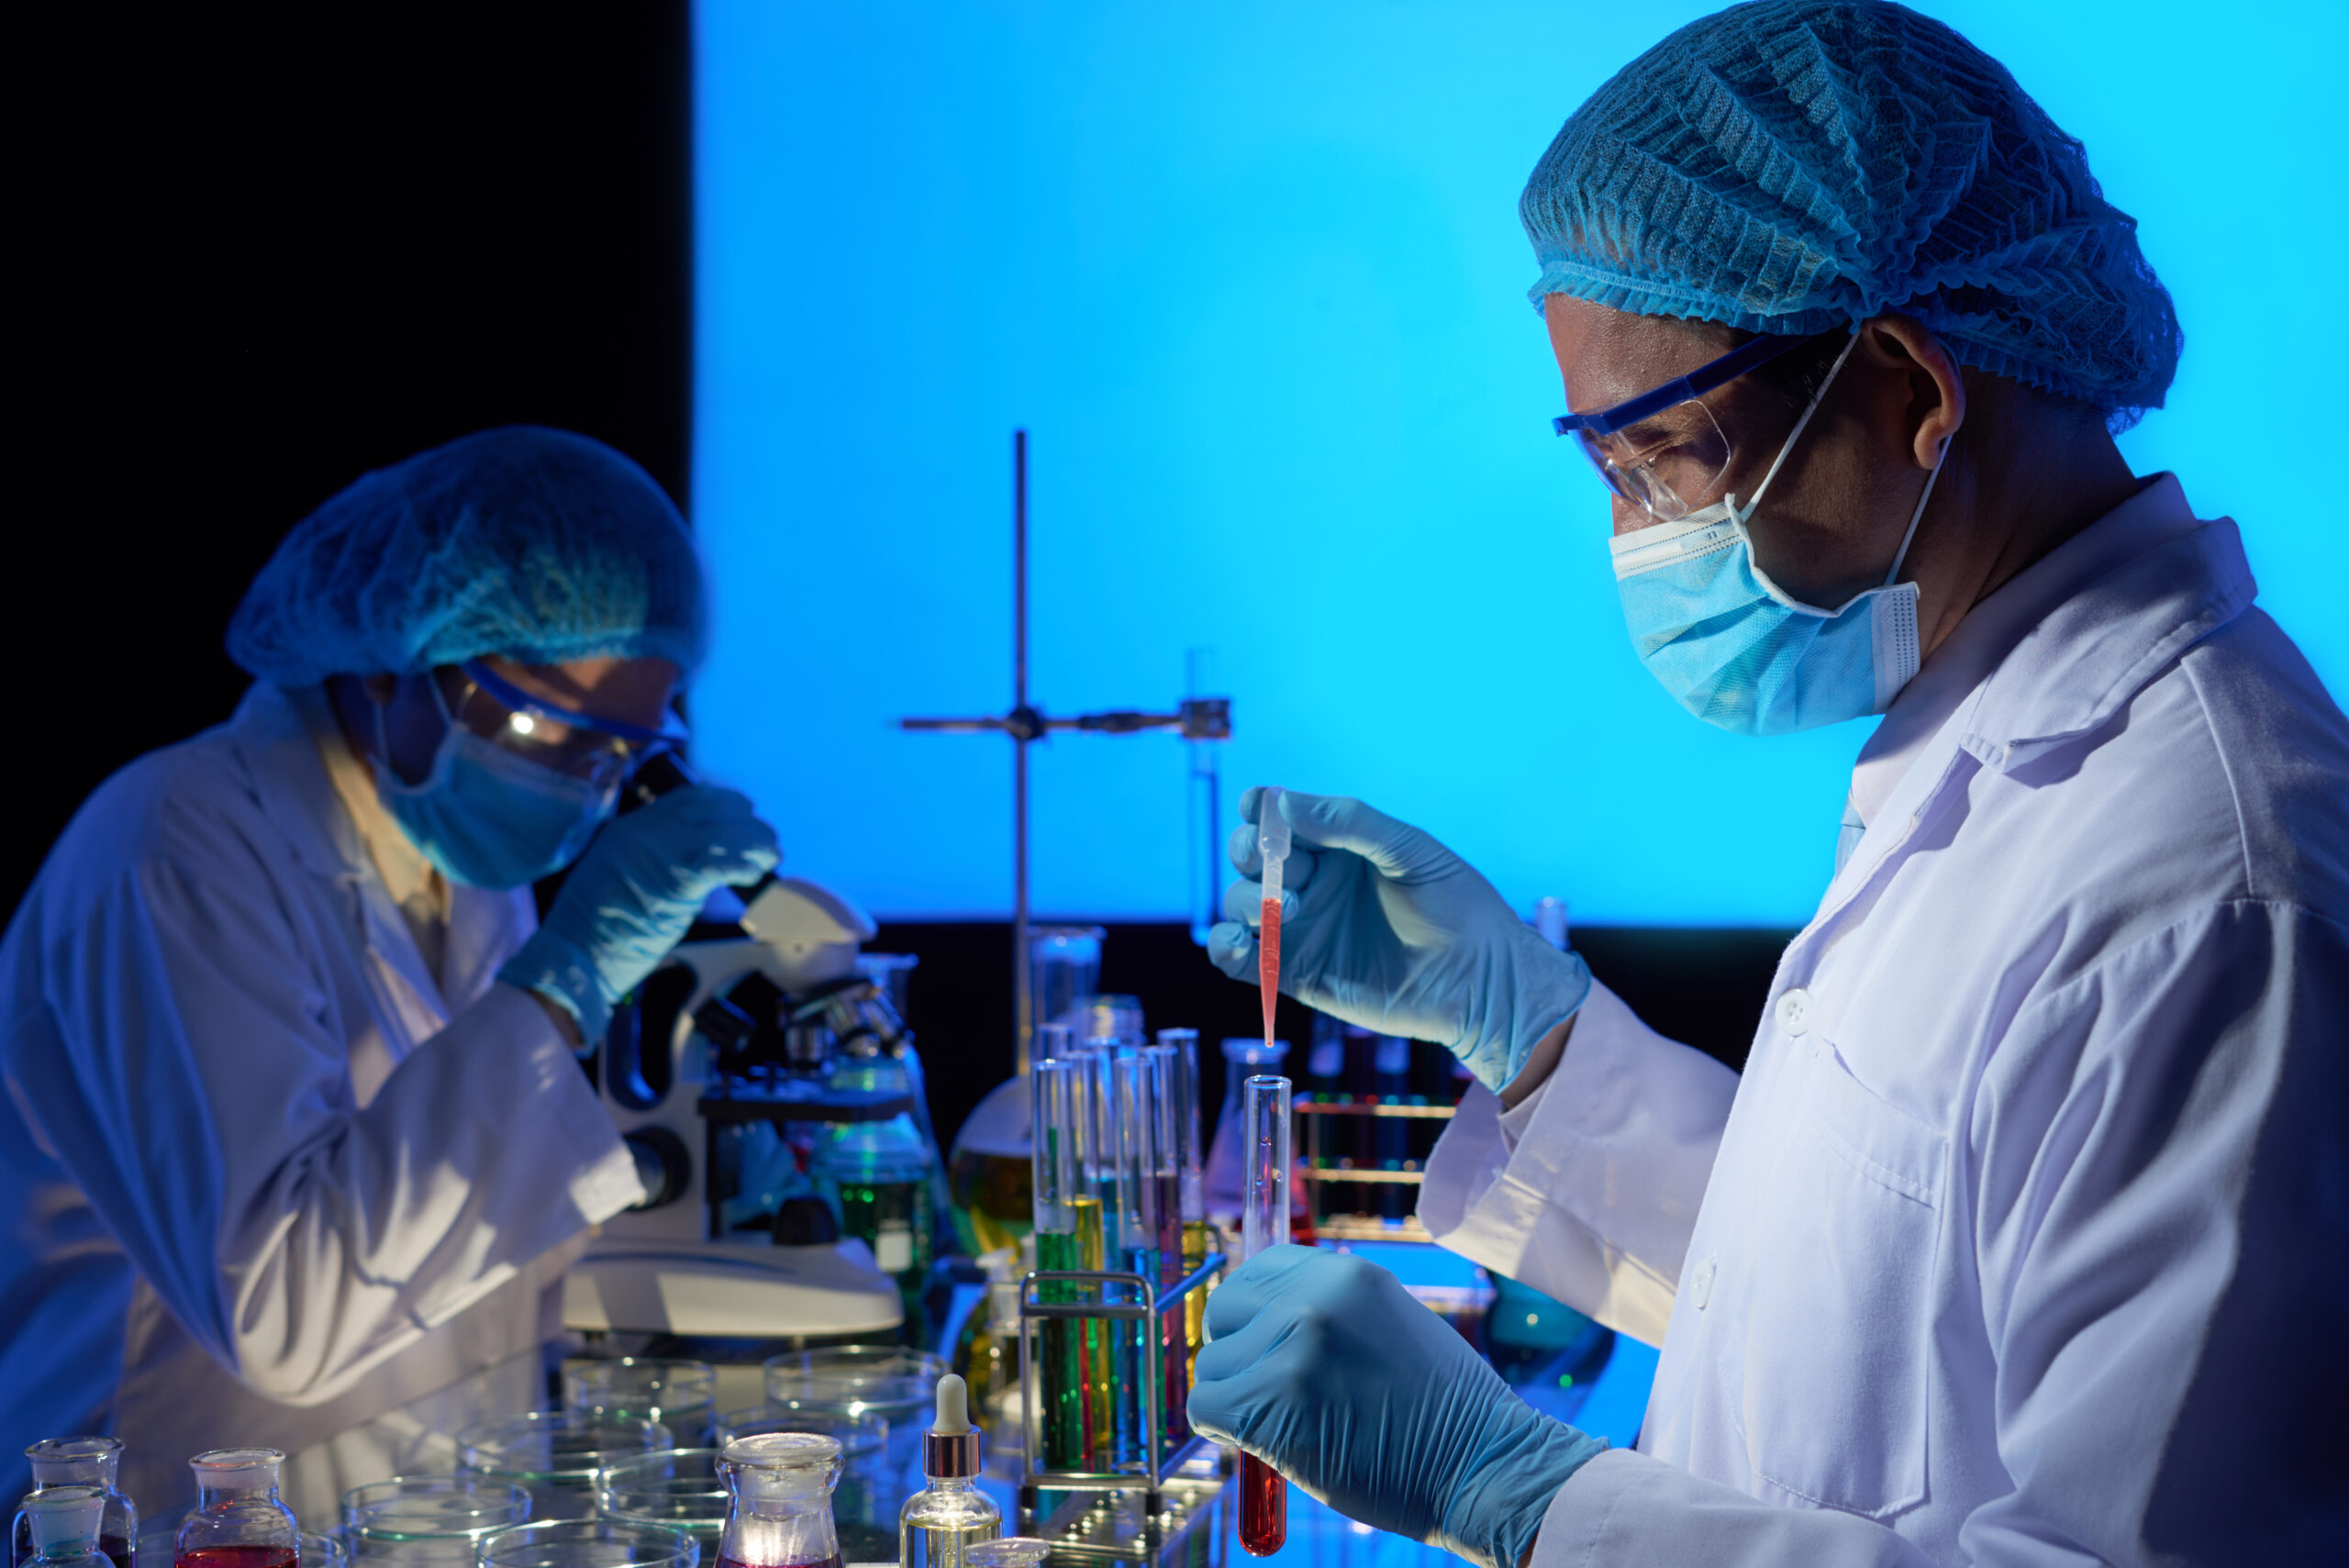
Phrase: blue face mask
[
  {"left": 372, "top": 684, "right": 615, "bottom": 889},
  {"left": 1610, "top": 342, "right": 1947, "bottom": 737}
]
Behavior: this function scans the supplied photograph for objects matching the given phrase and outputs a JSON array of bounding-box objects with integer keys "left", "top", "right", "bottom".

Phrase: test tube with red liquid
[
  {"left": 1238, "top": 1073, "right": 1292, "bottom": 1556},
  {"left": 1256, "top": 789, "right": 1291, "bottom": 1052}
]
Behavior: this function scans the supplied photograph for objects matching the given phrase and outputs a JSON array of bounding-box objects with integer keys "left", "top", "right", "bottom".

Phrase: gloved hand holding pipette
[{"left": 1207, "top": 786, "right": 1591, "bottom": 1095}]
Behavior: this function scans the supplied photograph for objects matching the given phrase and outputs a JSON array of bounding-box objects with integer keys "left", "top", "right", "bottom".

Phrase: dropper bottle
[{"left": 897, "top": 1374, "right": 1000, "bottom": 1568}]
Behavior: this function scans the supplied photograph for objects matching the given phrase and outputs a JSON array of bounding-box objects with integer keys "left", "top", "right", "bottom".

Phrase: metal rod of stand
[{"left": 1013, "top": 428, "right": 1033, "bottom": 1077}]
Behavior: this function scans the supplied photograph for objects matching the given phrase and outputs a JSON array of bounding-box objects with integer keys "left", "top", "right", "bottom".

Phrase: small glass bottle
[
  {"left": 173, "top": 1451, "right": 296, "bottom": 1568},
  {"left": 897, "top": 1374, "right": 998, "bottom": 1568},
  {"left": 716, "top": 1433, "right": 842, "bottom": 1568},
  {"left": 15, "top": 1440, "right": 138, "bottom": 1568},
  {"left": 19, "top": 1488, "right": 107, "bottom": 1568}
]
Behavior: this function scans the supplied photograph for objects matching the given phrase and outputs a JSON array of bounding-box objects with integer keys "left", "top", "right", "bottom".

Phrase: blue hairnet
[
  {"left": 1521, "top": 0, "right": 2181, "bottom": 426},
  {"left": 228, "top": 427, "right": 707, "bottom": 686}
]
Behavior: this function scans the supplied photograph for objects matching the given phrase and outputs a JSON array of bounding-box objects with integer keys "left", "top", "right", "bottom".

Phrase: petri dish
[
  {"left": 455, "top": 1413, "right": 669, "bottom": 1522},
  {"left": 474, "top": 1521, "right": 697, "bottom": 1568},
  {"left": 592, "top": 1451, "right": 725, "bottom": 1549},
  {"left": 964, "top": 1541, "right": 1051, "bottom": 1568},
  {"left": 562, "top": 1360, "right": 718, "bottom": 1450},
  {"left": 343, "top": 1476, "right": 531, "bottom": 1565}
]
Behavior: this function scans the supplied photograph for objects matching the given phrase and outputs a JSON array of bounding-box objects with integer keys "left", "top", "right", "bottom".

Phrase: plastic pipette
[{"left": 1256, "top": 789, "right": 1291, "bottom": 1051}]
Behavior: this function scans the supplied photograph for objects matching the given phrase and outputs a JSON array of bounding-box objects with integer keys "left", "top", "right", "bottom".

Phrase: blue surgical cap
[
  {"left": 1522, "top": 0, "right": 2181, "bottom": 426},
  {"left": 228, "top": 427, "right": 707, "bottom": 686}
]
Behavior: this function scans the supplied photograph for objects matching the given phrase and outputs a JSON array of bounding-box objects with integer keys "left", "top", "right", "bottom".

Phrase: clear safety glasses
[
  {"left": 1553, "top": 333, "right": 1817, "bottom": 523},
  {"left": 436, "top": 660, "right": 689, "bottom": 792}
]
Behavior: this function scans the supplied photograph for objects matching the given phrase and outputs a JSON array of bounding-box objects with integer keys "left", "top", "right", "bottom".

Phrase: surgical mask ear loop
[
  {"left": 1880, "top": 437, "right": 1950, "bottom": 588},
  {"left": 1721, "top": 330, "right": 1862, "bottom": 526}
]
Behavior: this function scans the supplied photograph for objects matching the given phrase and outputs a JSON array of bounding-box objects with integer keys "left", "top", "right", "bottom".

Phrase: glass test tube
[
  {"left": 1029, "top": 1060, "right": 1098, "bottom": 1472},
  {"left": 1238, "top": 1076, "right": 1291, "bottom": 1557},
  {"left": 1156, "top": 1029, "right": 1211, "bottom": 1388},
  {"left": 1138, "top": 1043, "right": 1192, "bottom": 1449},
  {"left": 1108, "top": 1050, "right": 1171, "bottom": 1468}
]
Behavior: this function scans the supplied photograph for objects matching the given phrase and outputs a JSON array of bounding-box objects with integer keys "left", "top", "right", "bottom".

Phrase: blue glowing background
[{"left": 692, "top": 0, "right": 2347, "bottom": 924}]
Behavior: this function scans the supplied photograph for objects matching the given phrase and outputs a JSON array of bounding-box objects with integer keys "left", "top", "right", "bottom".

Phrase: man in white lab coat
[
  {"left": 0, "top": 428, "right": 778, "bottom": 1516},
  {"left": 1188, "top": 3, "right": 2347, "bottom": 1563}
]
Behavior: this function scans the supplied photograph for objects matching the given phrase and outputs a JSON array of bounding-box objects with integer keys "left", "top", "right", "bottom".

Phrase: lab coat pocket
[{"left": 1723, "top": 1036, "right": 1946, "bottom": 1518}]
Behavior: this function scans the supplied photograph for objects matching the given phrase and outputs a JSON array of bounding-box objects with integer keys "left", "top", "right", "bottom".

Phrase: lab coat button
[
  {"left": 1691, "top": 1257, "right": 1716, "bottom": 1309},
  {"left": 1776, "top": 987, "right": 1812, "bottom": 1035}
]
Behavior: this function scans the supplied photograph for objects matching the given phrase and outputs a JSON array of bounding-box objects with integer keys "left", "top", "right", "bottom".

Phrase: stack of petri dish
[
  {"left": 454, "top": 1413, "right": 670, "bottom": 1522},
  {"left": 342, "top": 1477, "right": 529, "bottom": 1567}
]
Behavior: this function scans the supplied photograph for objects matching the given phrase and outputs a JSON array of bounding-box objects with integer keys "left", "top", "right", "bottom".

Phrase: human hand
[
  {"left": 1206, "top": 787, "right": 1589, "bottom": 1093},
  {"left": 498, "top": 784, "right": 779, "bottom": 1043},
  {"left": 1188, "top": 1245, "right": 1603, "bottom": 1568}
]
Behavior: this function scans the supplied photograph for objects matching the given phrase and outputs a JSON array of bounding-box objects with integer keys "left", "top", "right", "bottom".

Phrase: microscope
[{"left": 562, "top": 752, "right": 930, "bottom": 1345}]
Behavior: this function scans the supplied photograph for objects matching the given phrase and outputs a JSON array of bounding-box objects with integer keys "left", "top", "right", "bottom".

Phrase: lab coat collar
[
  {"left": 228, "top": 681, "right": 377, "bottom": 884},
  {"left": 1823, "top": 476, "right": 2254, "bottom": 909},
  {"left": 1954, "top": 490, "right": 2256, "bottom": 773}
]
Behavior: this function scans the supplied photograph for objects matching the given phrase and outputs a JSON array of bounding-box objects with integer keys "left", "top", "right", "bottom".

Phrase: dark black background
[{"left": 12, "top": 4, "right": 1784, "bottom": 1155}]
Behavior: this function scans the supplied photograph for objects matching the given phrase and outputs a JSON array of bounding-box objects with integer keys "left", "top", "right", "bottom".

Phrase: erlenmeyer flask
[{"left": 714, "top": 1434, "right": 841, "bottom": 1568}]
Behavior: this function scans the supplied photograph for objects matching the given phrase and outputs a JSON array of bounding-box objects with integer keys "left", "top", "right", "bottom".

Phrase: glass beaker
[
  {"left": 1025, "top": 928, "right": 1105, "bottom": 1045},
  {"left": 563, "top": 1360, "right": 718, "bottom": 1449},
  {"left": 1203, "top": 1038, "right": 1288, "bottom": 1218},
  {"left": 173, "top": 1451, "right": 297, "bottom": 1568},
  {"left": 592, "top": 1451, "right": 724, "bottom": 1555},
  {"left": 474, "top": 1522, "right": 697, "bottom": 1568},
  {"left": 703, "top": 1416, "right": 885, "bottom": 1568},
  {"left": 340, "top": 1476, "right": 529, "bottom": 1567},
  {"left": 19, "top": 1486, "right": 106, "bottom": 1568},
  {"left": 715, "top": 1435, "right": 841, "bottom": 1568},
  {"left": 297, "top": 1540, "right": 345, "bottom": 1568},
  {"left": 809, "top": 1058, "right": 934, "bottom": 1304},
  {"left": 16, "top": 1439, "right": 138, "bottom": 1568},
  {"left": 455, "top": 1414, "right": 668, "bottom": 1522}
]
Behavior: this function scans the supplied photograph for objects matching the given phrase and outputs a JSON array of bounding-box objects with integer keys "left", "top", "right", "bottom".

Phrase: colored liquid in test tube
[
  {"left": 1257, "top": 790, "right": 1291, "bottom": 1051},
  {"left": 1237, "top": 1073, "right": 1291, "bottom": 1557}
]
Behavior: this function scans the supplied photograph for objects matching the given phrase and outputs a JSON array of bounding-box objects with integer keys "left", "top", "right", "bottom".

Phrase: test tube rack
[
  {"left": 1015, "top": 1250, "right": 1229, "bottom": 1518},
  {"left": 1294, "top": 1097, "right": 1457, "bottom": 1243}
]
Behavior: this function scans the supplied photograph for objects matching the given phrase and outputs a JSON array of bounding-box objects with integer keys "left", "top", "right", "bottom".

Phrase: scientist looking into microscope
[
  {"left": 1189, "top": 3, "right": 2347, "bottom": 1564},
  {"left": 0, "top": 427, "right": 778, "bottom": 1515}
]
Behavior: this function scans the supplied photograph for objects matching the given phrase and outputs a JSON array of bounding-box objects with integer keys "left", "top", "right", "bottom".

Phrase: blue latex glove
[
  {"left": 1207, "top": 786, "right": 1590, "bottom": 1094},
  {"left": 1189, "top": 1245, "right": 1605, "bottom": 1568},
  {"left": 499, "top": 784, "right": 780, "bottom": 1044}
]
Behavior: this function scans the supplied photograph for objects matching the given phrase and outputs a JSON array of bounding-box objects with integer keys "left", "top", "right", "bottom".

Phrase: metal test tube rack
[
  {"left": 1296, "top": 1096, "right": 1456, "bottom": 1243},
  {"left": 1016, "top": 1250, "right": 1230, "bottom": 1518}
]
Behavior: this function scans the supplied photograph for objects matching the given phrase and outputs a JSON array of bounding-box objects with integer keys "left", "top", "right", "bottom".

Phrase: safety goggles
[
  {"left": 437, "top": 659, "right": 690, "bottom": 792},
  {"left": 1552, "top": 333, "right": 1817, "bottom": 523}
]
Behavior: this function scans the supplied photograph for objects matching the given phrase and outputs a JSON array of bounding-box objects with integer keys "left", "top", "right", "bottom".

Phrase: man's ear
[{"left": 1857, "top": 314, "right": 1965, "bottom": 470}]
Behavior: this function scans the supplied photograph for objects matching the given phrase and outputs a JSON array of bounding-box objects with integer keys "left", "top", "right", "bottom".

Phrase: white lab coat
[
  {"left": 0, "top": 682, "right": 644, "bottom": 1518},
  {"left": 1421, "top": 475, "right": 2349, "bottom": 1564}
]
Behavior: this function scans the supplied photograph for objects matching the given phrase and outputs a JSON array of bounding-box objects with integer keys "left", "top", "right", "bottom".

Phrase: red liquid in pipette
[
  {"left": 177, "top": 1549, "right": 296, "bottom": 1568},
  {"left": 1259, "top": 897, "right": 1282, "bottom": 1047},
  {"left": 1238, "top": 1451, "right": 1286, "bottom": 1555}
]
